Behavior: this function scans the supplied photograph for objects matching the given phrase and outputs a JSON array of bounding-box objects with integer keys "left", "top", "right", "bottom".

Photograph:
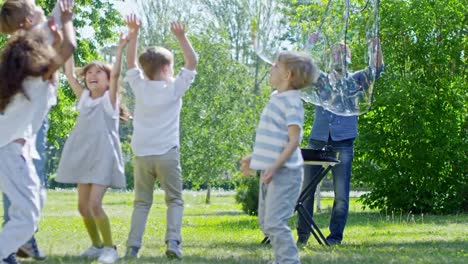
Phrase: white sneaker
[
  {"left": 97, "top": 247, "right": 119, "bottom": 264},
  {"left": 80, "top": 246, "right": 103, "bottom": 259}
]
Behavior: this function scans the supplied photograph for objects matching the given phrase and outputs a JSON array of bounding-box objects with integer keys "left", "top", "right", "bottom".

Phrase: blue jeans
[
  {"left": 2, "top": 119, "right": 48, "bottom": 235},
  {"left": 297, "top": 136, "right": 354, "bottom": 243}
]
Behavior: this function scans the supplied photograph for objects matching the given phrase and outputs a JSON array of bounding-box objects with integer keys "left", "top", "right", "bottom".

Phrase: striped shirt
[{"left": 250, "top": 90, "right": 304, "bottom": 170}]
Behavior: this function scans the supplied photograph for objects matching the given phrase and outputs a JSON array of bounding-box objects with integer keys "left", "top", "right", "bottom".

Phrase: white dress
[{"left": 56, "top": 90, "right": 125, "bottom": 188}]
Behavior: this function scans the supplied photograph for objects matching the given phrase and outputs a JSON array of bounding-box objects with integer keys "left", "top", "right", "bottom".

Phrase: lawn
[{"left": 1, "top": 190, "right": 467, "bottom": 263}]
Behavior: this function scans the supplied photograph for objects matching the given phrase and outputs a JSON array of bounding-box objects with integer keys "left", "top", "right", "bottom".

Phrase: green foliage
[
  {"left": 235, "top": 174, "right": 260, "bottom": 215},
  {"left": 178, "top": 30, "right": 268, "bottom": 192},
  {"left": 354, "top": 0, "right": 468, "bottom": 214}
]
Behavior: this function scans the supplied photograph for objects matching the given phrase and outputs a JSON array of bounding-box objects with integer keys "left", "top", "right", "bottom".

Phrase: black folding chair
[{"left": 261, "top": 149, "right": 340, "bottom": 246}]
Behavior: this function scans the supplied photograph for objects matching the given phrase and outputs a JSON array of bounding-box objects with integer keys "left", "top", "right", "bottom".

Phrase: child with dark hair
[
  {"left": 0, "top": 0, "right": 74, "bottom": 259},
  {"left": 0, "top": 1, "right": 75, "bottom": 263}
]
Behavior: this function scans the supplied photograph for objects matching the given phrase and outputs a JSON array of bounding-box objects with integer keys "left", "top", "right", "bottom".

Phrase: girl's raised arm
[{"left": 64, "top": 56, "right": 84, "bottom": 99}]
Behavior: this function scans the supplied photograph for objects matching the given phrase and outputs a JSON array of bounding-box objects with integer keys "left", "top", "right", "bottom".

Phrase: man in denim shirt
[{"left": 297, "top": 39, "right": 384, "bottom": 246}]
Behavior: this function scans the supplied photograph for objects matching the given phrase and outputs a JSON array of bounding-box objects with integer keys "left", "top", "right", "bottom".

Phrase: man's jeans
[
  {"left": 3, "top": 119, "right": 48, "bottom": 235},
  {"left": 297, "top": 137, "right": 354, "bottom": 243}
]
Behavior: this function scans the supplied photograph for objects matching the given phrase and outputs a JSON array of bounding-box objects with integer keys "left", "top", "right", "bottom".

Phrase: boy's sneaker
[
  {"left": 17, "top": 237, "right": 46, "bottom": 260},
  {"left": 2, "top": 253, "right": 20, "bottom": 264},
  {"left": 97, "top": 246, "right": 119, "bottom": 264},
  {"left": 165, "top": 240, "right": 183, "bottom": 259},
  {"left": 124, "top": 246, "right": 139, "bottom": 258},
  {"left": 80, "top": 246, "right": 103, "bottom": 259}
]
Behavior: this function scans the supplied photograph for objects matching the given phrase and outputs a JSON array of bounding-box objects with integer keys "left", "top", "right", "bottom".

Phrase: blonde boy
[
  {"left": 124, "top": 14, "right": 197, "bottom": 259},
  {"left": 241, "top": 51, "right": 319, "bottom": 264}
]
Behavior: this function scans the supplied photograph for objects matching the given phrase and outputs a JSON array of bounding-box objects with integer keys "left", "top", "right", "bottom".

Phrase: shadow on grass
[
  {"left": 184, "top": 211, "right": 245, "bottom": 217},
  {"left": 181, "top": 240, "right": 269, "bottom": 250},
  {"left": 41, "top": 240, "right": 467, "bottom": 264},
  {"left": 40, "top": 255, "right": 266, "bottom": 264},
  {"left": 300, "top": 240, "right": 468, "bottom": 264},
  {"left": 187, "top": 218, "right": 258, "bottom": 231},
  {"left": 291, "top": 211, "right": 468, "bottom": 229}
]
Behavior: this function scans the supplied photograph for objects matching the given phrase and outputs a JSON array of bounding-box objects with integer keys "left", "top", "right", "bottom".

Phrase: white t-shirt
[
  {"left": 125, "top": 67, "right": 196, "bottom": 156},
  {"left": 0, "top": 77, "right": 57, "bottom": 151}
]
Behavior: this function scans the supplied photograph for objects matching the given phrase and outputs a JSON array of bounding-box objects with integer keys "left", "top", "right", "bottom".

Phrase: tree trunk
[{"left": 205, "top": 183, "right": 212, "bottom": 204}]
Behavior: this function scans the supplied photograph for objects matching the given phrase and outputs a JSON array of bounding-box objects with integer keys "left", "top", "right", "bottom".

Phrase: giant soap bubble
[{"left": 252, "top": 0, "right": 383, "bottom": 116}]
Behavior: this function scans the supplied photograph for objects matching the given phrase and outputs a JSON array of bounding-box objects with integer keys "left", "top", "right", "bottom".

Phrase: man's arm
[
  {"left": 351, "top": 38, "right": 384, "bottom": 87},
  {"left": 370, "top": 38, "right": 384, "bottom": 69}
]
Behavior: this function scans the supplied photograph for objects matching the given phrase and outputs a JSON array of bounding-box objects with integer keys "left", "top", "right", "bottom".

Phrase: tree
[{"left": 178, "top": 30, "right": 268, "bottom": 203}]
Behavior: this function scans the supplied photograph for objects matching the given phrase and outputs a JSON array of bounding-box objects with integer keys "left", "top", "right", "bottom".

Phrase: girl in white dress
[{"left": 55, "top": 34, "right": 128, "bottom": 264}]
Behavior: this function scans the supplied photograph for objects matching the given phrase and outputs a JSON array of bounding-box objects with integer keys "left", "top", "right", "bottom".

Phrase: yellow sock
[
  {"left": 95, "top": 216, "right": 113, "bottom": 247},
  {"left": 83, "top": 218, "right": 102, "bottom": 247}
]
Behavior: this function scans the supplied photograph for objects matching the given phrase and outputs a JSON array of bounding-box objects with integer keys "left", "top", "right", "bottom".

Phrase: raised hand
[
  {"left": 308, "top": 32, "right": 320, "bottom": 46},
  {"left": 170, "top": 21, "right": 186, "bottom": 39},
  {"left": 170, "top": 21, "right": 197, "bottom": 70},
  {"left": 48, "top": 18, "right": 63, "bottom": 49},
  {"left": 125, "top": 14, "right": 140, "bottom": 69},
  {"left": 117, "top": 32, "right": 129, "bottom": 50},
  {"left": 59, "top": 0, "right": 74, "bottom": 24},
  {"left": 125, "top": 14, "right": 141, "bottom": 34}
]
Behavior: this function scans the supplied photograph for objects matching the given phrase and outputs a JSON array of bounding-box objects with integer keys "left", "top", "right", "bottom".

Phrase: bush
[{"left": 235, "top": 173, "right": 259, "bottom": 216}]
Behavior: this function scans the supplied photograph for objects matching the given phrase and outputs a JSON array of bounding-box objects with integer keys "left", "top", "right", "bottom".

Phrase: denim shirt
[
  {"left": 310, "top": 65, "right": 384, "bottom": 142},
  {"left": 310, "top": 106, "right": 358, "bottom": 141}
]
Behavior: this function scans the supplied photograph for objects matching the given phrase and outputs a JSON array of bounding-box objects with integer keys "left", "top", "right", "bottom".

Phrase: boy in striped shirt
[{"left": 241, "top": 51, "right": 319, "bottom": 264}]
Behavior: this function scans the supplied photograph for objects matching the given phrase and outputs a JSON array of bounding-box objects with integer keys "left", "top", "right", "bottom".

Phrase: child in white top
[
  {"left": 0, "top": 0, "right": 73, "bottom": 259},
  {"left": 123, "top": 14, "right": 197, "bottom": 259},
  {"left": 0, "top": 1, "right": 75, "bottom": 262},
  {"left": 55, "top": 34, "right": 128, "bottom": 264},
  {"left": 241, "top": 51, "right": 319, "bottom": 264}
]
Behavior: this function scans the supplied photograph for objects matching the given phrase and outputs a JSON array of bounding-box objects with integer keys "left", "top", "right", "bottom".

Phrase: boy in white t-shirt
[{"left": 123, "top": 14, "right": 197, "bottom": 260}]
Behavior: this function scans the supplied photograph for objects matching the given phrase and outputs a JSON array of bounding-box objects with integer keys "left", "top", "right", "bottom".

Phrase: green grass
[{"left": 2, "top": 190, "right": 467, "bottom": 263}]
